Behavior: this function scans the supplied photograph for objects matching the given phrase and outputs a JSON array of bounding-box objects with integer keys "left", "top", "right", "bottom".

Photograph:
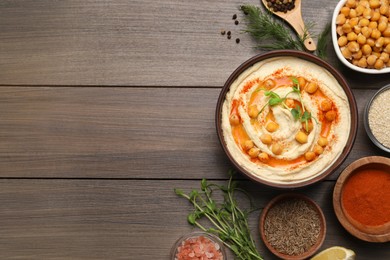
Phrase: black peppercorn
[
  {"left": 235, "top": 20, "right": 239, "bottom": 25},
  {"left": 236, "top": 38, "right": 240, "bottom": 44},
  {"left": 232, "top": 14, "right": 237, "bottom": 20}
]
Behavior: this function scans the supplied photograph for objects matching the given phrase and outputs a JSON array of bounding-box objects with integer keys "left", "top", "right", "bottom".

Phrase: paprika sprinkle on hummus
[{"left": 342, "top": 168, "right": 390, "bottom": 226}]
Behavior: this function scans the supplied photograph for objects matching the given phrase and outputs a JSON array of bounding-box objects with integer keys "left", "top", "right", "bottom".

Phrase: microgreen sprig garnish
[{"left": 174, "top": 171, "right": 263, "bottom": 260}]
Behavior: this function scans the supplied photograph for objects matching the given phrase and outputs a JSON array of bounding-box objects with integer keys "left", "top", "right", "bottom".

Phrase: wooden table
[{"left": 0, "top": 0, "right": 389, "bottom": 259}]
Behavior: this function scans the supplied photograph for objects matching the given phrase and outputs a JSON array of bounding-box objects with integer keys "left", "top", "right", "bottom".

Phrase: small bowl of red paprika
[{"left": 333, "top": 156, "right": 390, "bottom": 243}]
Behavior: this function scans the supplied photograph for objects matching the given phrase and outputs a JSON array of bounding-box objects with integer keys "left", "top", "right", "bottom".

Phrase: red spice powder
[
  {"left": 175, "top": 235, "right": 223, "bottom": 260},
  {"left": 342, "top": 168, "right": 390, "bottom": 226}
]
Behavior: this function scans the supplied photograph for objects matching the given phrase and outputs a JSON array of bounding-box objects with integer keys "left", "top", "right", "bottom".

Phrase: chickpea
[
  {"left": 362, "top": 44, "right": 372, "bottom": 55},
  {"left": 297, "top": 77, "right": 306, "bottom": 87},
  {"left": 359, "top": 18, "right": 370, "bottom": 27},
  {"left": 285, "top": 98, "right": 295, "bottom": 108},
  {"left": 371, "top": 28, "right": 381, "bottom": 39},
  {"left": 258, "top": 152, "right": 269, "bottom": 163},
  {"left": 374, "top": 58, "right": 385, "bottom": 69},
  {"left": 263, "top": 79, "right": 275, "bottom": 89},
  {"left": 352, "top": 50, "right": 363, "bottom": 59},
  {"left": 375, "top": 37, "right": 385, "bottom": 48},
  {"left": 340, "top": 6, "right": 350, "bottom": 17},
  {"left": 346, "top": 0, "right": 356, "bottom": 8},
  {"left": 367, "top": 54, "right": 378, "bottom": 66},
  {"left": 368, "top": 21, "right": 378, "bottom": 29},
  {"left": 380, "top": 52, "right": 389, "bottom": 63},
  {"left": 379, "top": 4, "right": 389, "bottom": 15},
  {"left": 230, "top": 114, "right": 240, "bottom": 125},
  {"left": 342, "top": 23, "right": 353, "bottom": 33},
  {"left": 385, "top": 43, "right": 390, "bottom": 53},
  {"left": 355, "top": 5, "right": 365, "bottom": 16},
  {"left": 358, "top": 56, "right": 368, "bottom": 67},
  {"left": 266, "top": 121, "right": 279, "bottom": 132},
  {"left": 383, "top": 27, "right": 390, "bottom": 37},
  {"left": 314, "top": 145, "right": 324, "bottom": 155},
  {"left": 272, "top": 143, "right": 283, "bottom": 155},
  {"left": 363, "top": 7, "right": 372, "bottom": 19},
  {"left": 361, "top": 26, "right": 372, "bottom": 38},
  {"left": 347, "top": 41, "right": 360, "bottom": 52},
  {"left": 243, "top": 140, "right": 254, "bottom": 151},
  {"left": 260, "top": 133, "right": 272, "bottom": 145},
  {"left": 338, "top": 35, "right": 348, "bottom": 47},
  {"left": 349, "top": 17, "right": 359, "bottom": 27},
  {"left": 369, "top": 0, "right": 380, "bottom": 9},
  {"left": 321, "top": 99, "right": 333, "bottom": 111},
  {"left": 248, "top": 105, "right": 259, "bottom": 119},
  {"left": 295, "top": 131, "right": 308, "bottom": 144},
  {"left": 325, "top": 110, "right": 337, "bottom": 121},
  {"left": 378, "top": 22, "right": 387, "bottom": 32},
  {"left": 318, "top": 136, "right": 328, "bottom": 147},
  {"left": 336, "top": 14, "right": 346, "bottom": 25},
  {"left": 302, "top": 121, "right": 314, "bottom": 133},
  {"left": 349, "top": 8, "right": 357, "bottom": 18},
  {"left": 305, "top": 82, "right": 318, "bottom": 94},
  {"left": 366, "top": 38, "right": 375, "bottom": 47},
  {"left": 357, "top": 34, "right": 367, "bottom": 45},
  {"left": 371, "top": 11, "right": 381, "bottom": 21},
  {"left": 305, "top": 151, "right": 316, "bottom": 162},
  {"left": 248, "top": 147, "right": 260, "bottom": 158},
  {"left": 342, "top": 47, "right": 353, "bottom": 59},
  {"left": 347, "top": 32, "right": 358, "bottom": 41}
]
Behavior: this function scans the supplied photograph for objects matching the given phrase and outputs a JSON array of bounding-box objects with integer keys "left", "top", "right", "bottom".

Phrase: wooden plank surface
[
  {"left": 0, "top": 179, "right": 388, "bottom": 260},
  {"left": 0, "top": 0, "right": 388, "bottom": 88},
  {"left": 0, "top": 87, "right": 386, "bottom": 179}
]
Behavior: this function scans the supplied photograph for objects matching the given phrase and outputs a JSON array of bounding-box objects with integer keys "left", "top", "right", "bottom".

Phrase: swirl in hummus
[{"left": 221, "top": 57, "right": 351, "bottom": 184}]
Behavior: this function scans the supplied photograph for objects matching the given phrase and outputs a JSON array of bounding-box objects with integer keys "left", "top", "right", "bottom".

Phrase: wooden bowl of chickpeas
[
  {"left": 216, "top": 50, "right": 358, "bottom": 188},
  {"left": 332, "top": 0, "right": 390, "bottom": 73}
]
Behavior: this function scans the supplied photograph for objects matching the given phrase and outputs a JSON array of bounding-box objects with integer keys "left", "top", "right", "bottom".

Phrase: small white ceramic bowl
[{"left": 331, "top": 0, "right": 390, "bottom": 74}]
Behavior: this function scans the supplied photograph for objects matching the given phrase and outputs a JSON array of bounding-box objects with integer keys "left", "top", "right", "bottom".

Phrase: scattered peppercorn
[
  {"left": 232, "top": 14, "right": 237, "bottom": 20},
  {"left": 227, "top": 31, "right": 231, "bottom": 36},
  {"left": 235, "top": 20, "right": 239, "bottom": 25},
  {"left": 236, "top": 38, "right": 240, "bottom": 44},
  {"left": 227, "top": 35, "right": 231, "bottom": 39},
  {"left": 221, "top": 30, "right": 226, "bottom": 35}
]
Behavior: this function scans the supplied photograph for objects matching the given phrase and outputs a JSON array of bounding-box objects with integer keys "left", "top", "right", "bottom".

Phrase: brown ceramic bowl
[
  {"left": 333, "top": 156, "right": 390, "bottom": 242},
  {"left": 215, "top": 50, "right": 358, "bottom": 189},
  {"left": 259, "top": 193, "right": 326, "bottom": 259}
]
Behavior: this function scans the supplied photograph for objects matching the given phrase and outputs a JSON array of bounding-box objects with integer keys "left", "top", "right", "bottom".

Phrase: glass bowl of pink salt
[
  {"left": 171, "top": 231, "right": 226, "bottom": 260},
  {"left": 333, "top": 156, "right": 390, "bottom": 242},
  {"left": 364, "top": 84, "right": 390, "bottom": 153}
]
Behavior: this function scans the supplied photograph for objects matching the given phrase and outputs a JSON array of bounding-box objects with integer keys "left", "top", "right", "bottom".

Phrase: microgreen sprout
[{"left": 174, "top": 171, "right": 263, "bottom": 260}]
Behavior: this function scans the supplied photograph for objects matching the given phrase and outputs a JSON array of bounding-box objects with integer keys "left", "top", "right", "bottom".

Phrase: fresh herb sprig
[
  {"left": 174, "top": 172, "right": 263, "bottom": 260},
  {"left": 240, "top": 4, "right": 332, "bottom": 59},
  {"left": 240, "top": 5, "right": 306, "bottom": 51}
]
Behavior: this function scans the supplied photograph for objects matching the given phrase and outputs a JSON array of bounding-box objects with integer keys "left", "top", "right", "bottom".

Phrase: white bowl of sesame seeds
[
  {"left": 332, "top": 0, "right": 390, "bottom": 74},
  {"left": 364, "top": 84, "right": 390, "bottom": 153}
]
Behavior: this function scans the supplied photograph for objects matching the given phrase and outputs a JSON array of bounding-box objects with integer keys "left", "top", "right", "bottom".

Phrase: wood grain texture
[
  {"left": 0, "top": 87, "right": 386, "bottom": 179},
  {"left": 0, "top": 179, "right": 388, "bottom": 259},
  {"left": 1, "top": 0, "right": 388, "bottom": 87}
]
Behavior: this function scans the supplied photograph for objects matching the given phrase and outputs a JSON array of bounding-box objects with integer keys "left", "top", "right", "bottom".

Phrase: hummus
[{"left": 221, "top": 56, "right": 351, "bottom": 184}]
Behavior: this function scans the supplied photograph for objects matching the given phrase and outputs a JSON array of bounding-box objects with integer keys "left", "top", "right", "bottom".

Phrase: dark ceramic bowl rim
[
  {"left": 215, "top": 50, "right": 358, "bottom": 189},
  {"left": 364, "top": 84, "right": 390, "bottom": 153},
  {"left": 259, "top": 193, "right": 327, "bottom": 259}
]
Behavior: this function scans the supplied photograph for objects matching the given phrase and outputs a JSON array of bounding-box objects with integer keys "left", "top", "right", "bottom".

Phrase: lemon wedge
[{"left": 311, "top": 246, "right": 355, "bottom": 260}]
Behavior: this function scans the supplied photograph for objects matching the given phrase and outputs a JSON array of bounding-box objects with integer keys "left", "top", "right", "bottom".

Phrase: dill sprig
[
  {"left": 240, "top": 4, "right": 306, "bottom": 51},
  {"left": 316, "top": 23, "right": 331, "bottom": 59}
]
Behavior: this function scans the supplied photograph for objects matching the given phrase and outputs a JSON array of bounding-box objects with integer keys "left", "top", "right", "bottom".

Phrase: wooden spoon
[{"left": 261, "top": 0, "right": 316, "bottom": 51}]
